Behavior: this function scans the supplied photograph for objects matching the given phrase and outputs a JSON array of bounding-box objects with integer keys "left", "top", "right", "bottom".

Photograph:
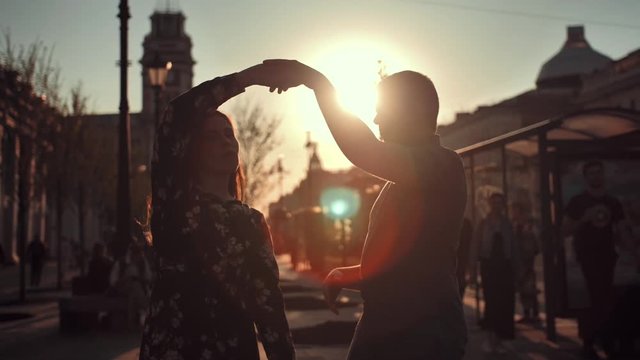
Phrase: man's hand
[{"left": 322, "top": 268, "right": 345, "bottom": 315}]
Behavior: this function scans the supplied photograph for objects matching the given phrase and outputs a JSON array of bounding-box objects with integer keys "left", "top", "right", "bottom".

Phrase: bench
[{"left": 58, "top": 295, "right": 129, "bottom": 333}]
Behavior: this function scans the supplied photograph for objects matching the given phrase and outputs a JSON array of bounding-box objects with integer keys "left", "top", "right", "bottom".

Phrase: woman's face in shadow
[{"left": 196, "top": 112, "right": 239, "bottom": 178}]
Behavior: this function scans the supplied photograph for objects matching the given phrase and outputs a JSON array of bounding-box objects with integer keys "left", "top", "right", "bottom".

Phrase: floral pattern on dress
[{"left": 139, "top": 75, "right": 294, "bottom": 360}]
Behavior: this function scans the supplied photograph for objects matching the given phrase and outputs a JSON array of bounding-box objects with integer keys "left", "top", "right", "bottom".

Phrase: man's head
[
  {"left": 582, "top": 160, "right": 605, "bottom": 190},
  {"left": 375, "top": 71, "right": 439, "bottom": 144}
]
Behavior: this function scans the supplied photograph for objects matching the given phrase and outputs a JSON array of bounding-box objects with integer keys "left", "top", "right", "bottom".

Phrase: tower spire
[{"left": 155, "top": 0, "right": 180, "bottom": 13}]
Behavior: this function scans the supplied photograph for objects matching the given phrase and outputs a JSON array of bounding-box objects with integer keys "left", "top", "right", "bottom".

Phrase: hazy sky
[{"left": 2, "top": 0, "right": 639, "bottom": 205}]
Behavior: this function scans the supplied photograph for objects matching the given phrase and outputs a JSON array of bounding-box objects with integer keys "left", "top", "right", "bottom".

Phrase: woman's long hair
[
  {"left": 140, "top": 110, "right": 245, "bottom": 247},
  {"left": 197, "top": 110, "right": 245, "bottom": 201}
]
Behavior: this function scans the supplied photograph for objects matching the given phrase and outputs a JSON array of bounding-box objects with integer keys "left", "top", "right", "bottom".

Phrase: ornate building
[
  {"left": 438, "top": 25, "right": 640, "bottom": 217},
  {"left": 439, "top": 25, "right": 640, "bottom": 150}
]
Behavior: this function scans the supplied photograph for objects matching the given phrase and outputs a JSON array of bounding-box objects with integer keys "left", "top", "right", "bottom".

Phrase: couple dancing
[{"left": 139, "top": 59, "right": 468, "bottom": 360}]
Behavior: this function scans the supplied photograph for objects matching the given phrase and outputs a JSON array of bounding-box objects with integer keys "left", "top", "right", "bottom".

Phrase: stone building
[
  {"left": 439, "top": 25, "right": 640, "bottom": 150},
  {"left": 73, "top": 8, "right": 195, "bottom": 251},
  {"left": 438, "top": 25, "right": 640, "bottom": 216}
]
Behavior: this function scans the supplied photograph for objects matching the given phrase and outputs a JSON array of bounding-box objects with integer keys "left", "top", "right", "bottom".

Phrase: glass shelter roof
[{"left": 457, "top": 108, "right": 640, "bottom": 158}]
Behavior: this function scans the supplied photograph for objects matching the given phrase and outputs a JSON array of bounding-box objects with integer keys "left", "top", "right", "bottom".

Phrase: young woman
[
  {"left": 264, "top": 60, "right": 468, "bottom": 360},
  {"left": 139, "top": 64, "right": 295, "bottom": 360}
]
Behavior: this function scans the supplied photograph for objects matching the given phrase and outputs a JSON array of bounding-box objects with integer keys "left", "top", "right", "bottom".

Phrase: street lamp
[
  {"left": 116, "top": 0, "right": 132, "bottom": 260},
  {"left": 276, "top": 154, "right": 284, "bottom": 200},
  {"left": 147, "top": 53, "right": 172, "bottom": 126}
]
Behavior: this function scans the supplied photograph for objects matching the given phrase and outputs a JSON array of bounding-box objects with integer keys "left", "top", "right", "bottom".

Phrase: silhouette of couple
[{"left": 139, "top": 60, "right": 467, "bottom": 360}]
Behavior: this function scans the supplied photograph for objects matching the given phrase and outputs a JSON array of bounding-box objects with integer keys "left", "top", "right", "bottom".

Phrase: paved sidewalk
[
  {"left": 273, "top": 257, "right": 588, "bottom": 360},
  {"left": 0, "top": 257, "right": 589, "bottom": 360}
]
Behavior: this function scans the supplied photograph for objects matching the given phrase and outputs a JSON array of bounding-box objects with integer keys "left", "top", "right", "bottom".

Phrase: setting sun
[{"left": 312, "top": 40, "right": 409, "bottom": 127}]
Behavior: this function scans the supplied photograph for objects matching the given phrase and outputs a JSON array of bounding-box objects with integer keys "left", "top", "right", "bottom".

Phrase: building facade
[{"left": 438, "top": 25, "right": 640, "bottom": 217}]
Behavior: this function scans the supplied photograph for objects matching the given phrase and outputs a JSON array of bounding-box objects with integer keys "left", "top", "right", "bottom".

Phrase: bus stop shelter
[{"left": 455, "top": 108, "right": 640, "bottom": 340}]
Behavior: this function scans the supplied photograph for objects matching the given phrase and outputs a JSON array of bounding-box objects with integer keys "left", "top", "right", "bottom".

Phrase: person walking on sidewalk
[
  {"left": 511, "top": 201, "right": 540, "bottom": 324},
  {"left": 472, "top": 192, "right": 517, "bottom": 354},
  {"left": 139, "top": 64, "right": 295, "bottom": 360},
  {"left": 26, "top": 234, "right": 47, "bottom": 287},
  {"left": 265, "top": 60, "right": 468, "bottom": 360}
]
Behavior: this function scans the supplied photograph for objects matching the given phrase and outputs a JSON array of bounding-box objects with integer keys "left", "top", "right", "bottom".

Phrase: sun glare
[{"left": 313, "top": 40, "right": 408, "bottom": 126}]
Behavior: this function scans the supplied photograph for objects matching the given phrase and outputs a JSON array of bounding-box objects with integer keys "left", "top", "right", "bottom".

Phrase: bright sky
[{"left": 2, "top": 0, "right": 639, "bottom": 206}]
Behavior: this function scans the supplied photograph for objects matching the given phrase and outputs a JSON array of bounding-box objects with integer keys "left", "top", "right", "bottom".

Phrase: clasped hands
[{"left": 240, "top": 59, "right": 326, "bottom": 94}]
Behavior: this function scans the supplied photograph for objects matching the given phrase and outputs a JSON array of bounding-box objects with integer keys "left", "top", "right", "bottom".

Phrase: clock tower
[{"left": 140, "top": 8, "right": 195, "bottom": 119}]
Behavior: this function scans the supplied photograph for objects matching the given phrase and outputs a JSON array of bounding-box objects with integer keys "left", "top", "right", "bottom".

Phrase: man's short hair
[
  {"left": 582, "top": 160, "right": 604, "bottom": 176},
  {"left": 379, "top": 71, "right": 439, "bottom": 131}
]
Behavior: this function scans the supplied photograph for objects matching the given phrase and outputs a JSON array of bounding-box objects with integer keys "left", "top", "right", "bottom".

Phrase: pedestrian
[
  {"left": 266, "top": 60, "right": 468, "bottom": 359},
  {"left": 511, "top": 202, "right": 540, "bottom": 324},
  {"left": 0, "top": 242, "right": 6, "bottom": 266},
  {"left": 472, "top": 192, "right": 517, "bottom": 353},
  {"left": 138, "top": 64, "right": 295, "bottom": 360},
  {"left": 272, "top": 208, "right": 300, "bottom": 270},
  {"left": 26, "top": 234, "right": 47, "bottom": 287},
  {"left": 305, "top": 208, "right": 327, "bottom": 272},
  {"left": 563, "top": 160, "right": 626, "bottom": 359},
  {"left": 110, "top": 243, "right": 152, "bottom": 328},
  {"left": 87, "top": 243, "right": 113, "bottom": 294}
]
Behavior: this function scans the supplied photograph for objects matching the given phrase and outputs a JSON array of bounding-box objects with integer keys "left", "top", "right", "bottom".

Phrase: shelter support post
[{"left": 538, "top": 133, "right": 557, "bottom": 341}]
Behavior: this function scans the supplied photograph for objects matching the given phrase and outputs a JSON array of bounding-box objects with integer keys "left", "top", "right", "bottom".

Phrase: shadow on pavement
[
  {"left": 292, "top": 320, "right": 357, "bottom": 345},
  {"left": 280, "top": 284, "right": 318, "bottom": 293},
  {"left": 285, "top": 295, "right": 359, "bottom": 311},
  {"left": 1, "top": 329, "right": 143, "bottom": 360},
  {"left": 0, "top": 312, "right": 33, "bottom": 322}
]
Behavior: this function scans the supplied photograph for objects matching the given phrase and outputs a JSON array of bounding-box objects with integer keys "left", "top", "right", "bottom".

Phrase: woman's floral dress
[{"left": 139, "top": 74, "right": 295, "bottom": 360}]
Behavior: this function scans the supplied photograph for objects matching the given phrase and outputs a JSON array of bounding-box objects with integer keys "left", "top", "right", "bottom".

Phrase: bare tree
[
  {"left": 1, "top": 31, "right": 68, "bottom": 293},
  {"left": 1, "top": 32, "right": 116, "bottom": 286},
  {"left": 231, "top": 100, "right": 283, "bottom": 206}
]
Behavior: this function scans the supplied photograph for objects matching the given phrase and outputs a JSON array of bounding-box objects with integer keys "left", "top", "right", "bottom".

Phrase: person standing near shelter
[
  {"left": 472, "top": 192, "right": 517, "bottom": 353},
  {"left": 26, "top": 234, "right": 47, "bottom": 287},
  {"left": 266, "top": 59, "right": 468, "bottom": 359},
  {"left": 511, "top": 202, "right": 540, "bottom": 324},
  {"left": 457, "top": 217, "right": 473, "bottom": 298},
  {"left": 563, "top": 160, "right": 625, "bottom": 359}
]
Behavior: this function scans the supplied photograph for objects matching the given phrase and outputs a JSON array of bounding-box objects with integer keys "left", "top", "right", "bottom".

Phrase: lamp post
[
  {"left": 276, "top": 154, "right": 284, "bottom": 201},
  {"left": 147, "top": 53, "right": 172, "bottom": 126},
  {"left": 116, "top": 0, "right": 132, "bottom": 260}
]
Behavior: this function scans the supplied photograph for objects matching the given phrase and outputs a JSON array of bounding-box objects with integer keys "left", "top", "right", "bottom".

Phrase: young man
[
  {"left": 563, "top": 160, "right": 625, "bottom": 359},
  {"left": 267, "top": 60, "right": 468, "bottom": 359}
]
